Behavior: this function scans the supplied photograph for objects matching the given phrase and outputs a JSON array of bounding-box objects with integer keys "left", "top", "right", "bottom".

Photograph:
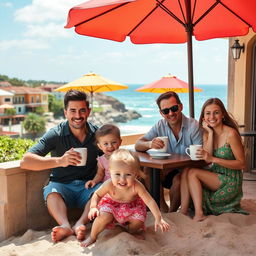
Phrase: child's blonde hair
[{"left": 109, "top": 149, "right": 146, "bottom": 179}]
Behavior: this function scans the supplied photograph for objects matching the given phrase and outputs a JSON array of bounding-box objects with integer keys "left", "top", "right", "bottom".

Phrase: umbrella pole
[
  {"left": 187, "top": 31, "right": 195, "bottom": 118},
  {"left": 90, "top": 91, "right": 94, "bottom": 118},
  {"left": 185, "top": 0, "right": 195, "bottom": 118}
]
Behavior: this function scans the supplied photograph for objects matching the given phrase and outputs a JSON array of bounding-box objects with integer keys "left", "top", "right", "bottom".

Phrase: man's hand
[
  {"left": 151, "top": 137, "right": 165, "bottom": 150},
  {"left": 59, "top": 148, "right": 82, "bottom": 167},
  {"left": 85, "top": 180, "right": 96, "bottom": 189}
]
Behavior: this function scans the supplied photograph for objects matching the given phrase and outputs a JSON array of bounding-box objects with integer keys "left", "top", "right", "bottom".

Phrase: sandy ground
[{"left": 1, "top": 178, "right": 256, "bottom": 256}]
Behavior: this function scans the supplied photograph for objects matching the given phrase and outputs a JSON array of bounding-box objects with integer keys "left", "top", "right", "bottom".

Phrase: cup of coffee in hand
[
  {"left": 185, "top": 145, "right": 202, "bottom": 160},
  {"left": 74, "top": 147, "right": 87, "bottom": 166},
  {"left": 156, "top": 136, "right": 168, "bottom": 152}
]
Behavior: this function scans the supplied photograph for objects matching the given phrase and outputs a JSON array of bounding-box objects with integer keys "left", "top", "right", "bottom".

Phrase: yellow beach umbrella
[{"left": 55, "top": 72, "right": 128, "bottom": 109}]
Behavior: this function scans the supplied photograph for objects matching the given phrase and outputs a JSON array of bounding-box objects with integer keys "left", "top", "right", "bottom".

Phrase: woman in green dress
[{"left": 180, "top": 98, "right": 246, "bottom": 221}]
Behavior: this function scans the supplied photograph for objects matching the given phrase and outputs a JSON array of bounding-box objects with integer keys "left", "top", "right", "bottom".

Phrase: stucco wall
[{"left": 228, "top": 30, "right": 256, "bottom": 171}]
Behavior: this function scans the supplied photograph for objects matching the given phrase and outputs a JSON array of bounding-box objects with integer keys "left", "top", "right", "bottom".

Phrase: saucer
[{"left": 149, "top": 152, "right": 171, "bottom": 159}]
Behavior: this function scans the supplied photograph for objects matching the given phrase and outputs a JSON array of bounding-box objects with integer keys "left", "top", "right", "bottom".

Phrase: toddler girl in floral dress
[{"left": 81, "top": 149, "right": 170, "bottom": 247}]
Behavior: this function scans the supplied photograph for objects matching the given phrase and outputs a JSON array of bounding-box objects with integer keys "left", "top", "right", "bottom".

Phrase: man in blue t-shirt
[
  {"left": 135, "top": 91, "right": 203, "bottom": 212},
  {"left": 21, "top": 90, "right": 101, "bottom": 243}
]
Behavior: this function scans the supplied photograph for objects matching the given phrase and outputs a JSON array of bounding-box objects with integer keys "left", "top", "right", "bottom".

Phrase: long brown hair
[{"left": 199, "top": 98, "right": 240, "bottom": 134}]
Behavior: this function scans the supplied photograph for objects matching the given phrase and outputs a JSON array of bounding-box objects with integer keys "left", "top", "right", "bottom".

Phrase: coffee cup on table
[
  {"left": 185, "top": 145, "right": 202, "bottom": 160},
  {"left": 155, "top": 136, "right": 168, "bottom": 153},
  {"left": 73, "top": 147, "right": 87, "bottom": 166}
]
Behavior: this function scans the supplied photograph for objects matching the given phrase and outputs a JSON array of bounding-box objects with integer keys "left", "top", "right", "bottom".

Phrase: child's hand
[
  {"left": 88, "top": 207, "right": 99, "bottom": 220},
  {"left": 85, "top": 180, "right": 96, "bottom": 189},
  {"left": 154, "top": 218, "right": 170, "bottom": 232}
]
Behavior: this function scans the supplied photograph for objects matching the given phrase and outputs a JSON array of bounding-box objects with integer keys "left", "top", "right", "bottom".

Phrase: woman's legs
[
  {"left": 180, "top": 168, "right": 190, "bottom": 215},
  {"left": 81, "top": 212, "right": 114, "bottom": 247},
  {"left": 188, "top": 168, "right": 221, "bottom": 221}
]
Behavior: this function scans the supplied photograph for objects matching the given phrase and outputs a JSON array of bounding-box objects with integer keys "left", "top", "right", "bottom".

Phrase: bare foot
[
  {"left": 179, "top": 210, "right": 189, "bottom": 216},
  {"left": 193, "top": 215, "right": 207, "bottom": 222},
  {"left": 132, "top": 232, "right": 145, "bottom": 240},
  {"left": 51, "top": 225, "right": 74, "bottom": 243},
  {"left": 80, "top": 236, "right": 96, "bottom": 247},
  {"left": 73, "top": 224, "right": 87, "bottom": 241}
]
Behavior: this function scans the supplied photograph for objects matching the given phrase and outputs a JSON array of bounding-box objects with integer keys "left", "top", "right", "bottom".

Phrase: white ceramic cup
[
  {"left": 156, "top": 136, "right": 168, "bottom": 153},
  {"left": 73, "top": 147, "right": 87, "bottom": 166},
  {"left": 185, "top": 145, "right": 202, "bottom": 160}
]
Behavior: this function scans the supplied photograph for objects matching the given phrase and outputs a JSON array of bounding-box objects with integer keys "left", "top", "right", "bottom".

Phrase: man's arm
[
  {"left": 135, "top": 136, "right": 166, "bottom": 152},
  {"left": 135, "top": 137, "right": 152, "bottom": 152},
  {"left": 20, "top": 150, "right": 82, "bottom": 171}
]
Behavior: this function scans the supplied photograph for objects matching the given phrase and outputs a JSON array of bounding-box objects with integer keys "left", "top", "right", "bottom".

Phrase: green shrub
[
  {"left": 0, "top": 136, "right": 35, "bottom": 163},
  {"left": 92, "top": 106, "right": 103, "bottom": 112}
]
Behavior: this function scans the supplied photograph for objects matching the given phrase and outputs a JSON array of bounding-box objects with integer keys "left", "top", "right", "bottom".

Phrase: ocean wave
[
  {"left": 119, "top": 124, "right": 151, "bottom": 135},
  {"left": 137, "top": 107, "right": 155, "bottom": 111},
  {"left": 143, "top": 115, "right": 153, "bottom": 118}
]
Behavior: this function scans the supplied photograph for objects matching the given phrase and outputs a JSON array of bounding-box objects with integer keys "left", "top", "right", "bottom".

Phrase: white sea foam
[
  {"left": 137, "top": 107, "right": 155, "bottom": 111},
  {"left": 119, "top": 124, "right": 151, "bottom": 135}
]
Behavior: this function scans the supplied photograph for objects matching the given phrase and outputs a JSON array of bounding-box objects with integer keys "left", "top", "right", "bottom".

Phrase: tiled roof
[
  {"left": 0, "top": 88, "right": 14, "bottom": 96},
  {"left": 42, "top": 83, "right": 64, "bottom": 89},
  {"left": 0, "top": 81, "right": 12, "bottom": 87},
  {"left": 2, "top": 86, "right": 48, "bottom": 94}
]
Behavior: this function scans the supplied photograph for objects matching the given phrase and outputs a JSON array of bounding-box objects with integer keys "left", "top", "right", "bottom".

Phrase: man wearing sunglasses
[{"left": 135, "top": 91, "right": 203, "bottom": 212}]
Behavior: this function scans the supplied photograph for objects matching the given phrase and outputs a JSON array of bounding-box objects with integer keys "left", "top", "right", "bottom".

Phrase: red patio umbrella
[
  {"left": 64, "top": 0, "right": 256, "bottom": 117},
  {"left": 135, "top": 75, "right": 202, "bottom": 93}
]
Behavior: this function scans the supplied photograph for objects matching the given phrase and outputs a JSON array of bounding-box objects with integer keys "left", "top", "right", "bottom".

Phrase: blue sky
[{"left": 0, "top": 0, "right": 228, "bottom": 85}]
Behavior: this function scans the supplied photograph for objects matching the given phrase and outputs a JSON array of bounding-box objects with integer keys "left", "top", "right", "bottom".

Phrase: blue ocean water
[{"left": 105, "top": 84, "right": 227, "bottom": 135}]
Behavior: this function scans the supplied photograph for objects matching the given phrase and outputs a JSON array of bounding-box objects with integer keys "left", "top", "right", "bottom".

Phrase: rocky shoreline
[{"left": 87, "top": 93, "right": 142, "bottom": 127}]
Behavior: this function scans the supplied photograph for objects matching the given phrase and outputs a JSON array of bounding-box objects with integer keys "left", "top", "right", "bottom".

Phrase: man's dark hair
[
  {"left": 156, "top": 91, "right": 182, "bottom": 109},
  {"left": 64, "top": 90, "right": 89, "bottom": 110}
]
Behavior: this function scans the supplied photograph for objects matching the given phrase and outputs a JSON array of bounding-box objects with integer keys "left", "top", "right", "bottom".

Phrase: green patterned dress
[{"left": 202, "top": 143, "right": 248, "bottom": 215}]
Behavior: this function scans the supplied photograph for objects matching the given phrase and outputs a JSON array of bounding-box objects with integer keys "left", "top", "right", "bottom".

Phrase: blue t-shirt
[
  {"left": 28, "top": 120, "right": 100, "bottom": 183},
  {"left": 143, "top": 114, "right": 203, "bottom": 154}
]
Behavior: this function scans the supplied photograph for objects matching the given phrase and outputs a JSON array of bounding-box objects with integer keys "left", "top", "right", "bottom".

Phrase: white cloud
[
  {"left": 0, "top": 39, "right": 49, "bottom": 50},
  {"left": 24, "top": 23, "right": 72, "bottom": 38},
  {"left": 14, "top": 0, "right": 83, "bottom": 24}
]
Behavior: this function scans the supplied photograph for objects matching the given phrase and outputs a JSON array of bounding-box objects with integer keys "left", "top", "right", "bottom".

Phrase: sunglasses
[{"left": 160, "top": 105, "right": 179, "bottom": 115}]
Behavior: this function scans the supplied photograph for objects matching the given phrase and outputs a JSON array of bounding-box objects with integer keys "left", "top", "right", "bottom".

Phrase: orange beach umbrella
[{"left": 136, "top": 75, "right": 202, "bottom": 93}]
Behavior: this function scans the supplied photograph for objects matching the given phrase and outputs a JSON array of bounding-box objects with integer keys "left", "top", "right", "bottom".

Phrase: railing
[{"left": 0, "top": 133, "right": 144, "bottom": 241}]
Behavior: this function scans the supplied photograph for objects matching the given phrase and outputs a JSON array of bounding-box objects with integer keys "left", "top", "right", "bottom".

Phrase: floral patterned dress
[
  {"left": 202, "top": 143, "right": 248, "bottom": 215},
  {"left": 98, "top": 193, "right": 147, "bottom": 229}
]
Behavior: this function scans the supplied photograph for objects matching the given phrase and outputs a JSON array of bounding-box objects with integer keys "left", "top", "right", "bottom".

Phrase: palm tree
[{"left": 23, "top": 113, "right": 46, "bottom": 139}]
